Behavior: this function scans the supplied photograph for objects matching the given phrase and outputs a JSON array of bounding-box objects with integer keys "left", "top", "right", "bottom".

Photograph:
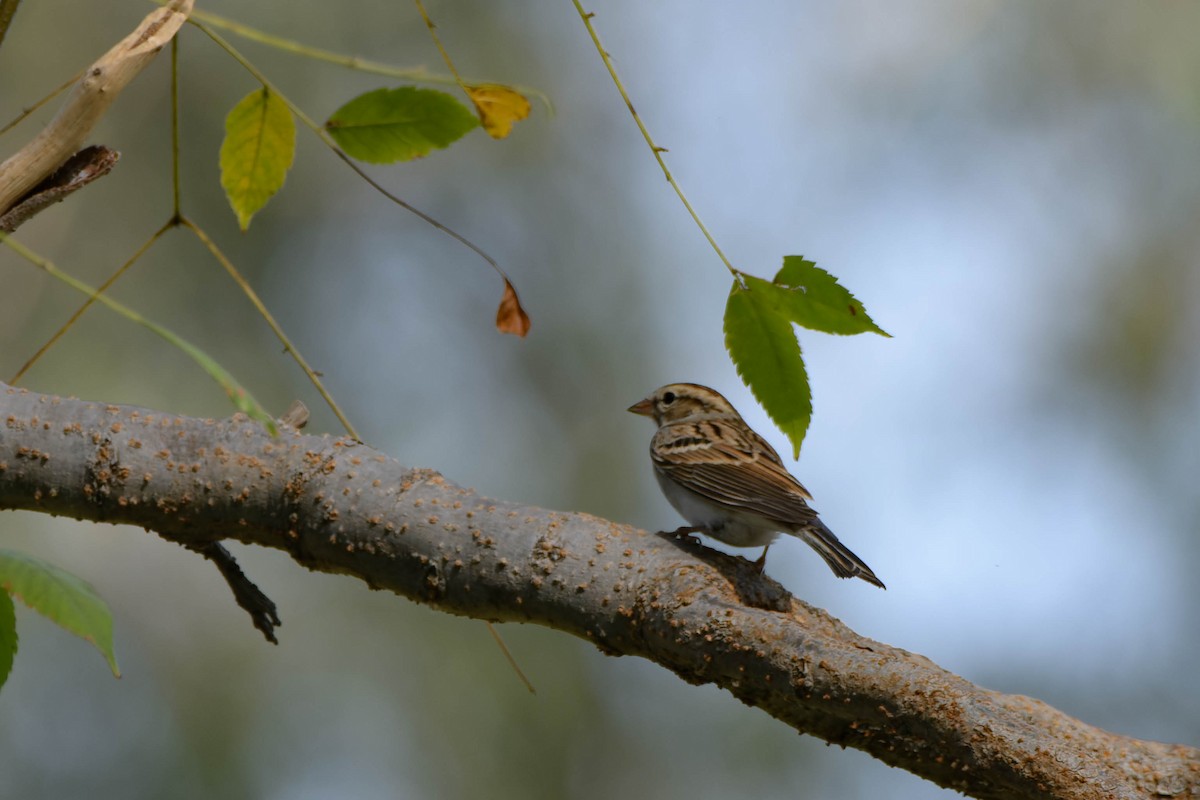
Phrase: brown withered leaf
[
  {"left": 466, "top": 84, "right": 531, "bottom": 139},
  {"left": 496, "top": 278, "right": 531, "bottom": 337}
]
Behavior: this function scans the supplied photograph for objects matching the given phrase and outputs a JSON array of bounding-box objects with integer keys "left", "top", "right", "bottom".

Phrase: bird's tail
[{"left": 793, "top": 518, "right": 885, "bottom": 589}]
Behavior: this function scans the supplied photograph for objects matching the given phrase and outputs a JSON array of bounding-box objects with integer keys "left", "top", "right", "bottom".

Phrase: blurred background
[{"left": 2, "top": 1, "right": 1199, "bottom": 797}]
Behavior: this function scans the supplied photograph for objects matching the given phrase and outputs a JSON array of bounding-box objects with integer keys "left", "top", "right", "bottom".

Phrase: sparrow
[{"left": 628, "top": 383, "right": 884, "bottom": 588}]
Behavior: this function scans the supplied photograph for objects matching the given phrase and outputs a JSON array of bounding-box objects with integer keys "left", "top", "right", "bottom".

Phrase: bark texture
[{"left": 0, "top": 383, "right": 1196, "bottom": 800}]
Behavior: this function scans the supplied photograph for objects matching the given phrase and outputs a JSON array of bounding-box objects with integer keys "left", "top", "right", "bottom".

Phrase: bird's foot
[
  {"left": 664, "top": 526, "right": 704, "bottom": 546},
  {"left": 751, "top": 546, "right": 770, "bottom": 574}
]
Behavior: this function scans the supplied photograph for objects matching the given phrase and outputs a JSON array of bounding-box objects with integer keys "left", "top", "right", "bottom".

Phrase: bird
[{"left": 628, "top": 382, "right": 884, "bottom": 588}]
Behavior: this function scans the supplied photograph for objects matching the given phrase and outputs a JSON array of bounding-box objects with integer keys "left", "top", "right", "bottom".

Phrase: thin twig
[
  {"left": 413, "top": 0, "right": 465, "bottom": 87},
  {"left": 178, "top": 5, "right": 552, "bottom": 113},
  {"left": 170, "top": 36, "right": 182, "bottom": 217},
  {"left": 8, "top": 217, "right": 169, "bottom": 384},
  {"left": 0, "top": 234, "right": 276, "bottom": 434},
  {"left": 184, "top": 541, "right": 281, "bottom": 644},
  {"left": 570, "top": 2, "right": 739, "bottom": 278},
  {"left": 180, "top": 215, "right": 361, "bottom": 441},
  {"left": 0, "top": 72, "right": 79, "bottom": 137}
]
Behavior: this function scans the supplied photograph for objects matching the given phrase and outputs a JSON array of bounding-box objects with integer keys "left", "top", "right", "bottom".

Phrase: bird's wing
[{"left": 651, "top": 420, "right": 816, "bottom": 526}]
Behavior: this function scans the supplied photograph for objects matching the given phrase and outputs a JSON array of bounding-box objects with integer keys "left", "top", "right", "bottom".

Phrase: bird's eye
[{"left": 661, "top": 391, "right": 676, "bottom": 405}]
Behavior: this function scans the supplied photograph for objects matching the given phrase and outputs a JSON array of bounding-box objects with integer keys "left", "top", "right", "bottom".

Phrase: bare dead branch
[
  {"left": 0, "top": 145, "right": 119, "bottom": 233},
  {"left": 0, "top": 0, "right": 192, "bottom": 214},
  {"left": 0, "top": 383, "right": 1196, "bottom": 800}
]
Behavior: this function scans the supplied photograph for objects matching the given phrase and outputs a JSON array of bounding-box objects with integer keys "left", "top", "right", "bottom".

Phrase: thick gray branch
[{"left": 0, "top": 383, "right": 1196, "bottom": 800}]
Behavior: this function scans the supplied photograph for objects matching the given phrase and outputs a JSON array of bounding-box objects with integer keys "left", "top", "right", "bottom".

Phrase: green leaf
[
  {"left": 724, "top": 276, "right": 812, "bottom": 459},
  {"left": 0, "top": 550, "right": 119, "bottom": 678},
  {"left": 220, "top": 88, "right": 297, "bottom": 231},
  {"left": 722, "top": 258, "right": 888, "bottom": 457},
  {"left": 325, "top": 87, "right": 479, "bottom": 163},
  {"left": 0, "top": 590, "right": 15, "bottom": 691},
  {"left": 771, "top": 256, "right": 890, "bottom": 337}
]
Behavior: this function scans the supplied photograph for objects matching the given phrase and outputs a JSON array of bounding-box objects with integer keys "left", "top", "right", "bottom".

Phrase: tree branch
[
  {"left": 0, "top": 145, "right": 119, "bottom": 233},
  {"left": 0, "top": 0, "right": 192, "bottom": 215},
  {"left": 182, "top": 539, "right": 280, "bottom": 643},
  {"left": 0, "top": 383, "right": 1196, "bottom": 800}
]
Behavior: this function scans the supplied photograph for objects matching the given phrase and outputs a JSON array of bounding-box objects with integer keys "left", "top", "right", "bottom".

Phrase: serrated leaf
[
  {"left": 0, "top": 591, "right": 15, "bottom": 691},
  {"left": 0, "top": 550, "right": 119, "bottom": 677},
  {"left": 465, "top": 83, "right": 531, "bottom": 139},
  {"left": 220, "top": 88, "right": 297, "bottom": 231},
  {"left": 325, "top": 87, "right": 479, "bottom": 163},
  {"left": 772, "top": 256, "right": 890, "bottom": 337},
  {"left": 724, "top": 277, "right": 812, "bottom": 458}
]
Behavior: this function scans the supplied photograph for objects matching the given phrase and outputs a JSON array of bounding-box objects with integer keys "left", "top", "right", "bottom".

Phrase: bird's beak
[{"left": 627, "top": 398, "right": 654, "bottom": 417}]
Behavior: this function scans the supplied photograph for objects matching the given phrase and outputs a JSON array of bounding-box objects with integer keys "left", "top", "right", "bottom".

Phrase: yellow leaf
[
  {"left": 220, "top": 89, "right": 296, "bottom": 231},
  {"left": 495, "top": 278, "right": 530, "bottom": 337},
  {"left": 466, "top": 84, "right": 531, "bottom": 139}
]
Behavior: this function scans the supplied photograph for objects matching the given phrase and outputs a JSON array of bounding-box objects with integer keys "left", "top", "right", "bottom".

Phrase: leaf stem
[
  {"left": 170, "top": 36, "right": 182, "bottom": 218},
  {"left": 8, "top": 220, "right": 173, "bottom": 384},
  {"left": 179, "top": 5, "right": 553, "bottom": 113},
  {"left": 0, "top": 233, "right": 276, "bottom": 434},
  {"left": 0, "top": 72, "right": 79, "bottom": 138},
  {"left": 412, "top": 0, "right": 464, "bottom": 87},
  {"left": 570, "top": 1, "right": 738, "bottom": 278},
  {"left": 179, "top": 216, "right": 360, "bottom": 440}
]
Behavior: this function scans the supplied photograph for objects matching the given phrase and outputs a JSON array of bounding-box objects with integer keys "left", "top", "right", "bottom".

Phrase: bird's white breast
[{"left": 653, "top": 469, "right": 782, "bottom": 548}]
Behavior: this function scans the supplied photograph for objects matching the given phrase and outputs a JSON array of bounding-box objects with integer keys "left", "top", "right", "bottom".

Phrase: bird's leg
[
  {"left": 666, "top": 526, "right": 704, "bottom": 546},
  {"left": 752, "top": 545, "right": 770, "bottom": 573}
]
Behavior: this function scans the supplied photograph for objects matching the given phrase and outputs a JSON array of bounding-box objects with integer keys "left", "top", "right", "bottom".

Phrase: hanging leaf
[
  {"left": 495, "top": 278, "right": 531, "bottom": 337},
  {"left": 722, "top": 257, "right": 889, "bottom": 456},
  {"left": 0, "top": 550, "right": 119, "bottom": 677},
  {"left": 465, "top": 84, "right": 531, "bottom": 139},
  {"left": 724, "top": 276, "right": 811, "bottom": 458},
  {"left": 325, "top": 87, "right": 479, "bottom": 163},
  {"left": 0, "top": 591, "right": 14, "bottom": 690},
  {"left": 219, "top": 88, "right": 297, "bottom": 231},
  {"left": 772, "top": 256, "right": 890, "bottom": 337}
]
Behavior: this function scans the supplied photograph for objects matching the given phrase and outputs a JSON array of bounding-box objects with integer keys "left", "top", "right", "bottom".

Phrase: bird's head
[{"left": 627, "top": 383, "right": 740, "bottom": 425}]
